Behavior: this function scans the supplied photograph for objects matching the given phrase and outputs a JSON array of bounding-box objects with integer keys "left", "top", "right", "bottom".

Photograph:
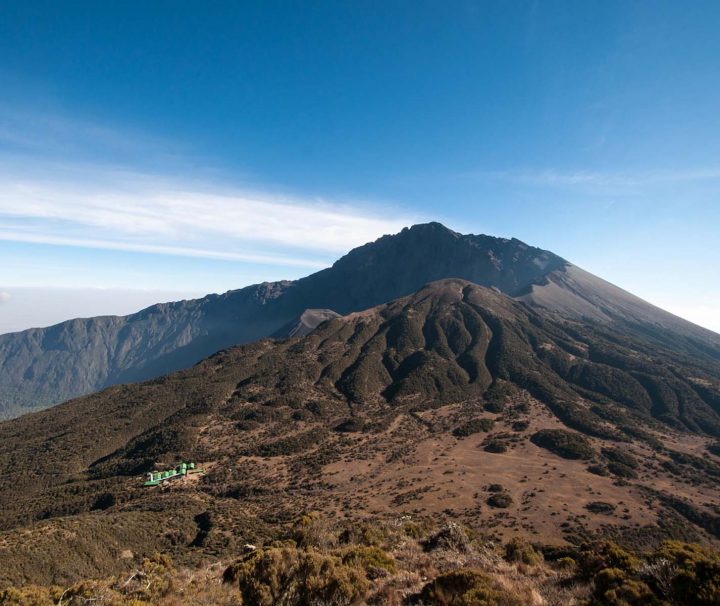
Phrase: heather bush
[
  {"left": 453, "top": 418, "right": 495, "bottom": 438},
  {"left": 504, "top": 538, "right": 543, "bottom": 565},
  {"left": 417, "top": 569, "right": 526, "bottom": 606},
  {"left": 531, "top": 429, "right": 595, "bottom": 460},
  {"left": 224, "top": 547, "right": 369, "bottom": 606}
]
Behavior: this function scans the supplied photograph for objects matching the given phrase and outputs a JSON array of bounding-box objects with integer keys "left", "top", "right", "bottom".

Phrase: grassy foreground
[{"left": 1, "top": 514, "right": 718, "bottom": 606}]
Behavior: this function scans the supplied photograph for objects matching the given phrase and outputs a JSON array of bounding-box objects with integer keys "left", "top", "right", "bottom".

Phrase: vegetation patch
[
  {"left": 224, "top": 547, "right": 369, "bottom": 606},
  {"left": 487, "top": 492, "right": 513, "bottom": 509},
  {"left": 608, "top": 461, "right": 638, "bottom": 479},
  {"left": 334, "top": 417, "right": 366, "bottom": 433},
  {"left": 483, "top": 439, "right": 508, "bottom": 453},
  {"left": 424, "top": 522, "right": 473, "bottom": 553},
  {"left": 504, "top": 538, "right": 543, "bottom": 565},
  {"left": 602, "top": 446, "right": 639, "bottom": 469},
  {"left": 417, "top": 568, "right": 527, "bottom": 606},
  {"left": 586, "top": 501, "right": 616, "bottom": 515},
  {"left": 452, "top": 417, "right": 494, "bottom": 438},
  {"left": 530, "top": 428, "right": 595, "bottom": 460}
]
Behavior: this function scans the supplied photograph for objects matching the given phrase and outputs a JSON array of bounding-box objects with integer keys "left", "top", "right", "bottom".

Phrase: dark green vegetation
[
  {"left": 486, "top": 492, "right": 513, "bottom": 508},
  {"left": 531, "top": 429, "right": 596, "bottom": 460},
  {"left": 0, "top": 279, "right": 719, "bottom": 590},
  {"left": 452, "top": 417, "right": 495, "bottom": 437},
  {"left": 2, "top": 222, "right": 719, "bottom": 419},
  {"left": 1, "top": 517, "right": 718, "bottom": 605}
]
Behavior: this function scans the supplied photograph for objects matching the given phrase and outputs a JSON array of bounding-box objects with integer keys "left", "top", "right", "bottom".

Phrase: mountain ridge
[
  {"left": 1, "top": 222, "right": 717, "bottom": 419},
  {"left": 0, "top": 278, "right": 719, "bottom": 585}
]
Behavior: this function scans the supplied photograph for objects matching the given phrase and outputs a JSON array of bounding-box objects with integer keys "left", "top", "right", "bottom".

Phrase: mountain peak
[
  {"left": 1, "top": 222, "right": 718, "bottom": 420},
  {"left": 402, "top": 221, "right": 461, "bottom": 237}
]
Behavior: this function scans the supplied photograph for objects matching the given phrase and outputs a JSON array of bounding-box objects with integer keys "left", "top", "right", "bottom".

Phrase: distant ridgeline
[{"left": 1, "top": 222, "right": 718, "bottom": 420}]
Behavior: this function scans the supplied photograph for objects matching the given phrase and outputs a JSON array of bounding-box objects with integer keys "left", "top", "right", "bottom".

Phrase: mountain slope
[
  {"left": 0, "top": 279, "right": 719, "bottom": 585},
  {"left": 1, "top": 222, "right": 718, "bottom": 419}
]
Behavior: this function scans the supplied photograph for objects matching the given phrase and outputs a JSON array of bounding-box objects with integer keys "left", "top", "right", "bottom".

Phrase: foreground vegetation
[{"left": 1, "top": 515, "right": 718, "bottom": 606}]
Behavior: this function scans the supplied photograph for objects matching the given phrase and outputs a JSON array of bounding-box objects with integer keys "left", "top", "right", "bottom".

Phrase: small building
[{"left": 143, "top": 461, "right": 203, "bottom": 486}]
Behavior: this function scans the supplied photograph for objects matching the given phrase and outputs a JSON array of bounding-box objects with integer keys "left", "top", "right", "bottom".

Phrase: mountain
[
  {"left": 0, "top": 279, "right": 719, "bottom": 586},
  {"left": 1, "top": 222, "right": 718, "bottom": 419}
]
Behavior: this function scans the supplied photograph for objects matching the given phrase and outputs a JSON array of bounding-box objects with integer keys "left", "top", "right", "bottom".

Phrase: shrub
[
  {"left": 224, "top": 547, "right": 369, "bottom": 606},
  {"left": 342, "top": 546, "right": 396, "bottom": 576},
  {"left": 483, "top": 440, "right": 508, "bottom": 454},
  {"left": 586, "top": 501, "right": 617, "bottom": 515},
  {"left": 487, "top": 493, "right": 513, "bottom": 509},
  {"left": 608, "top": 461, "right": 638, "bottom": 479},
  {"left": 602, "top": 447, "right": 639, "bottom": 469},
  {"left": 593, "top": 567, "right": 657, "bottom": 605},
  {"left": 334, "top": 418, "right": 365, "bottom": 433},
  {"left": 588, "top": 464, "right": 609, "bottom": 476},
  {"left": 291, "top": 511, "right": 337, "bottom": 548},
  {"left": 577, "top": 541, "right": 640, "bottom": 579},
  {"left": 424, "top": 522, "right": 472, "bottom": 553},
  {"left": 512, "top": 420, "right": 529, "bottom": 432},
  {"left": 338, "top": 520, "right": 388, "bottom": 547},
  {"left": 651, "top": 541, "right": 720, "bottom": 606},
  {"left": 453, "top": 418, "right": 495, "bottom": 438},
  {"left": 555, "top": 556, "right": 577, "bottom": 570},
  {"left": 504, "top": 538, "right": 543, "bottom": 565},
  {"left": 417, "top": 569, "right": 526, "bottom": 606},
  {"left": 530, "top": 429, "right": 595, "bottom": 460}
]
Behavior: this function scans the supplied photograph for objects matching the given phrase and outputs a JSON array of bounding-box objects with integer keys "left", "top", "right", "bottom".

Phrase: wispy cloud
[
  {"left": 0, "top": 105, "right": 420, "bottom": 277},
  {"left": 469, "top": 167, "right": 720, "bottom": 189},
  {"left": 0, "top": 291, "right": 10, "bottom": 304},
  {"left": 0, "top": 166, "right": 417, "bottom": 269}
]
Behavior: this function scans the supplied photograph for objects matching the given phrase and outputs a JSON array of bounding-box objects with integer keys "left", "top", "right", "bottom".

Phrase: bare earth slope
[
  {"left": 1, "top": 222, "right": 718, "bottom": 419},
  {"left": 1, "top": 279, "right": 719, "bottom": 586}
]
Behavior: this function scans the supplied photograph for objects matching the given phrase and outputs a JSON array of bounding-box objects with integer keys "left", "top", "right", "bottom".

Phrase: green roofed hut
[{"left": 143, "top": 462, "right": 204, "bottom": 486}]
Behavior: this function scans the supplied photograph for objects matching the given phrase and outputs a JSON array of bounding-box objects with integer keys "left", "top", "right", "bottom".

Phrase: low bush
[
  {"left": 487, "top": 493, "right": 513, "bottom": 509},
  {"left": 608, "top": 461, "right": 638, "bottom": 479},
  {"left": 602, "top": 446, "right": 639, "bottom": 469},
  {"left": 341, "top": 546, "right": 396, "bottom": 576},
  {"left": 483, "top": 440, "right": 508, "bottom": 454},
  {"left": 530, "top": 429, "right": 595, "bottom": 460},
  {"left": 334, "top": 418, "right": 365, "bottom": 433},
  {"left": 650, "top": 541, "right": 720, "bottom": 606},
  {"left": 504, "top": 538, "right": 543, "bottom": 565},
  {"left": 586, "top": 501, "right": 617, "bottom": 515},
  {"left": 224, "top": 547, "right": 369, "bottom": 606},
  {"left": 424, "top": 522, "right": 473, "bottom": 553},
  {"left": 452, "top": 418, "right": 495, "bottom": 438},
  {"left": 417, "top": 569, "right": 526, "bottom": 606}
]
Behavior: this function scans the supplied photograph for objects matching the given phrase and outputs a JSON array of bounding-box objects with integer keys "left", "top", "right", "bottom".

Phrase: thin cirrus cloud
[
  {"left": 469, "top": 168, "right": 720, "bottom": 189},
  {"left": 0, "top": 169, "right": 417, "bottom": 269},
  {"left": 0, "top": 106, "right": 418, "bottom": 270}
]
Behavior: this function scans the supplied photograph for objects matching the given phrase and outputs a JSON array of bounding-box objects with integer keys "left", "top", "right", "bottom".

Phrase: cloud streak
[
  {"left": 0, "top": 167, "right": 417, "bottom": 269},
  {"left": 470, "top": 167, "right": 720, "bottom": 189}
]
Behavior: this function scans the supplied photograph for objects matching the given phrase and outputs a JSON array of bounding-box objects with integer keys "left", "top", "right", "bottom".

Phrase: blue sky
[{"left": 0, "top": 1, "right": 719, "bottom": 333}]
